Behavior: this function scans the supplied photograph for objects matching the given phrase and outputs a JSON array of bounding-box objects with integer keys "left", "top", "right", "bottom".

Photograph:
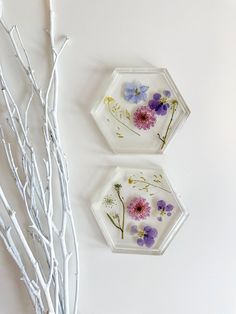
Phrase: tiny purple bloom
[
  {"left": 130, "top": 225, "right": 138, "bottom": 234},
  {"left": 157, "top": 200, "right": 174, "bottom": 221},
  {"left": 166, "top": 204, "right": 174, "bottom": 212},
  {"left": 163, "top": 90, "right": 171, "bottom": 98}
]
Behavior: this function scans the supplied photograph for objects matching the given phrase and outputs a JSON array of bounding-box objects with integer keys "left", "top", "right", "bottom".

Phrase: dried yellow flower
[
  {"left": 104, "top": 96, "right": 115, "bottom": 105},
  {"left": 128, "top": 177, "right": 133, "bottom": 184}
]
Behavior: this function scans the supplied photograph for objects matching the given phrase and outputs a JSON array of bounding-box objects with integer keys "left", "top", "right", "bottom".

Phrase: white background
[{"left": 0, "top": 0, "right": 236, "bottom": 313}]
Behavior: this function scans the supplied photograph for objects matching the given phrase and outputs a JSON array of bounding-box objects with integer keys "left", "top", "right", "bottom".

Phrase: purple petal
[
  {"left": 124, "top": 89, "right": 134, "bottom": 96},
  {"left": 137, "top": 238, "right": 144, "bottom": 246},
  {"left": 163, "top": 90, "right": 171, "bottom": 97},
  {"left": 153, "top": 93, "right": 161, "bottom": 100},
  {"left": 157, "top": 200, "right": 166, "bottom": 209},
  {"left": 160, "top": 108, "right": 168, "bottom": 116},
  {"left": 130, "top": 225, "right": 138, "bottom": 234},
  {"left": 162, "top": 104, "right": 168, "bottom": 111},
  {"left": 155, "top": 104, "right": 163, "bottom": 115},
  {"left": 140, "top": 85, "right": 149, "bottom": 92},
  {"left": 149, "top": 99, "right": 158, "bottom": 110},
  {"left": 143, "top": 226, "right": 152, "bottom": 233},
  {"left": 167, "top": 212, "right": 172, "bottom": 216},
  {"left": 148, "top": 228, "right": 158, "bottom": 238},
  {"left": 130, "top": 95, "right": 138, "bottom": 103},
  {"left": 125, "top": 82, "right": 135, "bottom": 91},
  {"left": 166, "top": 204, "right": 174, "bottom": 212},
  {"left": 124, "top": 93, "right": 133, "bottom": 101},
  {"left": 144, "top": 235, "right": 155, "bottom": 248},
  {"left": 140, "top": 93, "right": 148, "bottom": 101}
]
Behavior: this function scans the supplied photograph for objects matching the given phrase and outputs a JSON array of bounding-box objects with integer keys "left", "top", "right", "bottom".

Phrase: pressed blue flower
[{"left": 124, "top": 82, "right": 149, "bottom": 104}]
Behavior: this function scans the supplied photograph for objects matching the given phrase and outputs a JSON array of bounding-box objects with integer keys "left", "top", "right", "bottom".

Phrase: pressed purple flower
[
  {"left": 133, "top": 106, "right": 157, "bottom": 130},
  {"left": 157, "top": 199, "right": 174, "bottom": 221},
  {"left": 148, "top": 91, "right": 171, "bottom": 116},
  {"left": 136, "top": 225, "right": 158, "bottom": 248},
  {"left": 124, "top": 82, "right": 149, "bottom": 104},
  {"left": 127, "top": 197, "right": 151, "bottom": 220}
]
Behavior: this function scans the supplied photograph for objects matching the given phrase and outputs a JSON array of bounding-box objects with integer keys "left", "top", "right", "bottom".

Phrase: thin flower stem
[
  {"left": 107, "top": 185, "right": 126, "bottom": 239},
  {"left": 158, "top": 103, "right": 177, "bottom": 149},
  {"left": 132, "top": 179, "right": 171, "bottom": 193},
  {"left": 107, "top": 103, "right": 141, "bottom": 137},
  {"left": 114, "top": 188, "right": 125, "bottom": 239},
  {"left": 106, "top": 213, "right": 123, "bottom": 232}
]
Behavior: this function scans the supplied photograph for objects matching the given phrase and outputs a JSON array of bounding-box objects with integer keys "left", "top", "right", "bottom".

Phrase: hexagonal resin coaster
[
  {"left": 91, "top": 68, "right": 190, "bottom": 153},
  {"left": 91, "top": 167, "right": 188, "bottom": 255}
]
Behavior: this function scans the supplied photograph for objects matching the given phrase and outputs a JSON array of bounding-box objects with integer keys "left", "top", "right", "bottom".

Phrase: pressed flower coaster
[
  {"left": 91, "top": 167, "right": 188, "bottom": 255},
  {"left": 91, "top": 67, "right": 190, "bottom": 154}
]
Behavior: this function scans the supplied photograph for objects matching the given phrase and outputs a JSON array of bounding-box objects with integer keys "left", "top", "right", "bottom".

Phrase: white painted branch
[
  {"left": 0, "top": 186, "right": 55, "bottom": 313},
  {"left": 0, "top": 1, "right": 80, "bottom": 313}
]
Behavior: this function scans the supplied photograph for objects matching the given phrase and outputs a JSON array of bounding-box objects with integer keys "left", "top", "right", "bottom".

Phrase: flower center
[
  {"left": 140, "top": 113, "right": 147, "bottom": 121},
  {"left": 136, "top": 206, "right": 142, "bottom": 212},
  {"left": 138, "top": 230, "right": 145, "bottom": 237},
  {"left": 135, "top": 88, "right": 141, "bottom": 96}
]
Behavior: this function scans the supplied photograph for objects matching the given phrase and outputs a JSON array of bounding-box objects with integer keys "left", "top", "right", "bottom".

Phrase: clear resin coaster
[
  {"left": 91, "top": 167, "right": 188, "bottom": 255},
  {"left": 91, "top": 68, "right": 190, "bottom": 153}
]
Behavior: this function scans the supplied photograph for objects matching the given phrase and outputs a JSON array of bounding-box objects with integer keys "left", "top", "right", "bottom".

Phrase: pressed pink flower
[
  {"left": 127, "top": 197, "right": 151, "bottom": 220},
  {"left": 133, "top": 106, "right": 157, "bottom": 130}
]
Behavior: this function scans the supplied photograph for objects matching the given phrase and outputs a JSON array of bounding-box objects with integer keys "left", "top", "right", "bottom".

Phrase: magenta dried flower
[
  {"left": 127, "top": 197, "right": 151, "bottom": 220},
  {"left": 133, "top": 106, "right": 157, "bottom": 130}
]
